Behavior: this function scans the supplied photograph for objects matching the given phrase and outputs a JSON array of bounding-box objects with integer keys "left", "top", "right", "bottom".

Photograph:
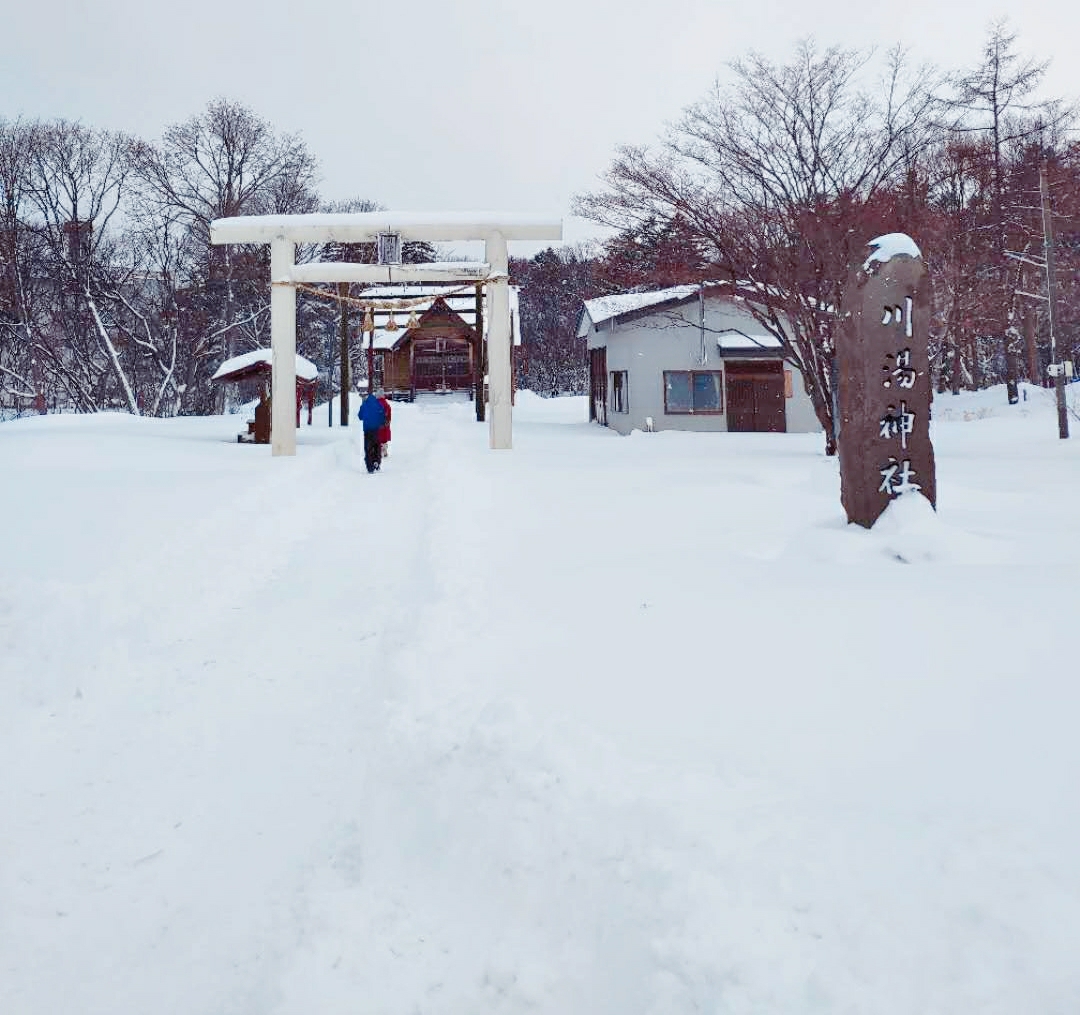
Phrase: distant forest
[{"left": 3, "top": 23, "right": 1079, "bottom": 424}]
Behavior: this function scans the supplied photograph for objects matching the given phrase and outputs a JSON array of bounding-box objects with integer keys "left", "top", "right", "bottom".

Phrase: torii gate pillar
[
  {"left": 270, "top": 238, "right": 297, "bottom": 457},
  {"left": 485, "top": 230, "right": 511, "bottom": 450},
  {"left": 211, "top": 212, "right": 562, "bottom": 456}
]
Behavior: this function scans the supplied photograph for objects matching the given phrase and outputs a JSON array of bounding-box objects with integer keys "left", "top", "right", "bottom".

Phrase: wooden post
[
  {"left": 338, "top": 282, "right": 350, "bottom": 426},
  {"left": 474, "top": 282, "right": 485, "bottom": 422},
  {"left": 326, "top": 315, "right": 334, "bottom": 426},
  {"left": 367, "top": 331, "right": 375, "bottom": 395}
]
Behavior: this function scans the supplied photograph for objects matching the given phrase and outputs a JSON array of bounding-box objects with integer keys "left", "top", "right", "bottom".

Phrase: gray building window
[
  {"left": 664, "top": 370, "right": 723, "bottom": 414},
  {"left": 611, "top": 371, "right": 628, "bottom": 413}
]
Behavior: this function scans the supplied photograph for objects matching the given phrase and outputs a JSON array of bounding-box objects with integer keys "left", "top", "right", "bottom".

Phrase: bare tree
[
  {"left": 943, "top": 20, "right": 1071, "bottom": 395},
  {"left": 24, "top": 120, "right": 141, "bottom": 413},
  {"left": 577, "top": 41, "right": 940, "bottom": 452},
  {"left": 0, "top": 118, "right": 48, "bottom": 413},
  {"left": 99, "top": 204, "right": 191, "bottom": 416},
  {"left": 921, "top": 138, "right": 992, "bottom": 393},
  {"left": 133, "top": 98, "right": 319, "bottom": 246},
  {"left": 132, "top": 99, "right": 320, "bottom": 408},
  {"left": 513, "top": 245, "right": 597, "bottom": 395}
]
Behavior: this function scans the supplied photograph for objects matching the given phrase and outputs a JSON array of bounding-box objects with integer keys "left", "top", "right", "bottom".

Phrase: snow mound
[
  {"left": 867, "top": 491, "right": 976, "bottom": 564},
  {"left": 786, "top": 492, "right": 1008, "bottom": 566}
]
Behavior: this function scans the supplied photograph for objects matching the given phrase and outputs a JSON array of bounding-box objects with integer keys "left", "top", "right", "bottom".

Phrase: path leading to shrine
[{"left": 2, "top": 389, "right": 1079, "bottom": 1014}]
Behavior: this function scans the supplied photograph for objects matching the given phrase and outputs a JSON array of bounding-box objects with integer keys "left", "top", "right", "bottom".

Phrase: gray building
[{"left": 577, "top": 284, "right": 820, "bottom": 436}]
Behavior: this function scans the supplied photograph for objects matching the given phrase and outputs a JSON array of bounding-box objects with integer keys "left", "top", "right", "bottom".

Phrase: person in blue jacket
[{"left": 358, "top": 390, "right": 387, "bottom": 473}]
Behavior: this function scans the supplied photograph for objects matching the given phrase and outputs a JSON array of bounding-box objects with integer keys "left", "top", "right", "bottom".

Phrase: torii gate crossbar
[{"left": 209, "top": 212, "right": 563, "bottom": 455}]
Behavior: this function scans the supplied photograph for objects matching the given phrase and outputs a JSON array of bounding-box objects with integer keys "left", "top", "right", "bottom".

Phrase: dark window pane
[
  {"left": 665, "top": 372, "right": 691, "bottom": 412},
  {"left": 692, "top": 372, "right": 721, "bottom": 411},
  {"left": 611, "top": 371, "right": 627, "bottom": 412}
]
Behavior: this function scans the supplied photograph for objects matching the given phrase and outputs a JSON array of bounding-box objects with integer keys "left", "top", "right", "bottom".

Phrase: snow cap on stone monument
[{"left": 862, "top": 233, "right": 923, "bottom": 275}]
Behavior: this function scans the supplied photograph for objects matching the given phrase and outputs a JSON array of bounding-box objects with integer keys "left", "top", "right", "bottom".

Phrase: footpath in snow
[{"left": 1, "top": 386, "right": 1079, "bottom": 1014}]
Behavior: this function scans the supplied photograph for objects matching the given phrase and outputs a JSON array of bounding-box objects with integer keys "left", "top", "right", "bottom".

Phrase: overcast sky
[{"left": 4, "top": 0, "right": 1077, "bottom": 253}]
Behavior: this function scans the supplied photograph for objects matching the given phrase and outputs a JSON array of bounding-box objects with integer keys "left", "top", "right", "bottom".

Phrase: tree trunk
[
  {"left": 804, "top": 358, "right": 837, "bottom": 455},
  {"left": 1023, "top": 305, "right": 1038, "bottom": 384},
  {"left": 86, "top": 292, "right": 140, "bottom": 415}
]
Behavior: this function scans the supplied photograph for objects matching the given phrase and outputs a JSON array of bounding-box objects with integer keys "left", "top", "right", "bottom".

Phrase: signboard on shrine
[{"left": 836, "top": 234, "right": 936, "bottom": 528}]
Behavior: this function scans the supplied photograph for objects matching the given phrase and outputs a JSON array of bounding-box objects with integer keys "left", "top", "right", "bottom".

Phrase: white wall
[
  {"left": 783, "top": 366, "right": 822, "bottom": 433},
  {"left": 589, "top": 296, "right": 821, "bottom": 436}
]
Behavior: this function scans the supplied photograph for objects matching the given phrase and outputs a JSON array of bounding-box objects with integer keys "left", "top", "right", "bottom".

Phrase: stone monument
[{"left": 836, "top": 234, "right": 936, "bottom": 528}]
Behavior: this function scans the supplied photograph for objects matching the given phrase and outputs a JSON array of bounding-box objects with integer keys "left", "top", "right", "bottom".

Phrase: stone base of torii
[{"left": 209, "top": 212, "right": 562, "bottom": 456}]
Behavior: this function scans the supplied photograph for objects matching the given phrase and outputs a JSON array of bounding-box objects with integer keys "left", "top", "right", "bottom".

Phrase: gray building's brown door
[
  {"left": 589, "top": 348, "right": 607, "bottom": 425},
  {"left": 725, "top": 361, "right": 786, "bottom": 432}
]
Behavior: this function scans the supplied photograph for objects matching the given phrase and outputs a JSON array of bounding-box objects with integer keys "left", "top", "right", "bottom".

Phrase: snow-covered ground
[{"left": 2, "top": 384, "right": 1079, "bottom": 1014}]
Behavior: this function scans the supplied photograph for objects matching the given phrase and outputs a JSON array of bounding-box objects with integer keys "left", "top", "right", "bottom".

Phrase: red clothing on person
[{"left": 377, "top": 397, "right": 392, "bottom": 445}]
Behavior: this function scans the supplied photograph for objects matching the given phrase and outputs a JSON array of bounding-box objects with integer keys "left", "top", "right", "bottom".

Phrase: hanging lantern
[
  {"left": 384, "top": 308, "right": 400, "bottom": 332},
  {"left": 405, "top": 308, "right": 420, "bottom": 329},
  {"left": 362, "top": 307, "right": 374, "bottom": 333}
]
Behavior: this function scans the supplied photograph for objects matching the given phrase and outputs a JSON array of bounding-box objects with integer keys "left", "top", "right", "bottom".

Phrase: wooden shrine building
[{"left": 361, "top": 284, "right": 520, "bottom": 401}]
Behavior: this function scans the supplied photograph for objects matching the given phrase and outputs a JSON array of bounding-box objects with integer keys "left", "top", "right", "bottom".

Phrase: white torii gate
[{"left": 209, "top": 212, "right": 563, "bottom": 455}]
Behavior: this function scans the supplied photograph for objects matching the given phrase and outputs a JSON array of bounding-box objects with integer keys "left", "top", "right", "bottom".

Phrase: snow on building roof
[
  {"left": 715, "top": 332, "right": 783, "bottom": 350},
  {"left": 581, "top": 284, "right": 704, "bottom": 331},
  {"left": 360, "top": 283, "right": 520, "bottom": 348},
  {"left": 359, "top": 282, "right": 519, "bottom": 316},
  {"left": 578, "top": 281, "right": 833, "bottom": 339},
  {"left": 211, "top": 349, "right": 319, "bottom": 382}
]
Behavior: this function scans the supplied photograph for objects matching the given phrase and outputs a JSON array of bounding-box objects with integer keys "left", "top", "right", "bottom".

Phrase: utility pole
[
  {"left": 1040, "top": 165, "right": 1069, "bottom": 439},
  {"left": 338, "top": 282, "right": 350, "bottom": 426}
]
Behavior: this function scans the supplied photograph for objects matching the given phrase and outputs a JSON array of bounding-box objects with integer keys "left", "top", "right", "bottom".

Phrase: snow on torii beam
[
  {"left": 210, "top": 212, "right": 562, "bottom": 456},
  {"left": 288, "top": 262, "right": 492, "bottom": 286}
]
